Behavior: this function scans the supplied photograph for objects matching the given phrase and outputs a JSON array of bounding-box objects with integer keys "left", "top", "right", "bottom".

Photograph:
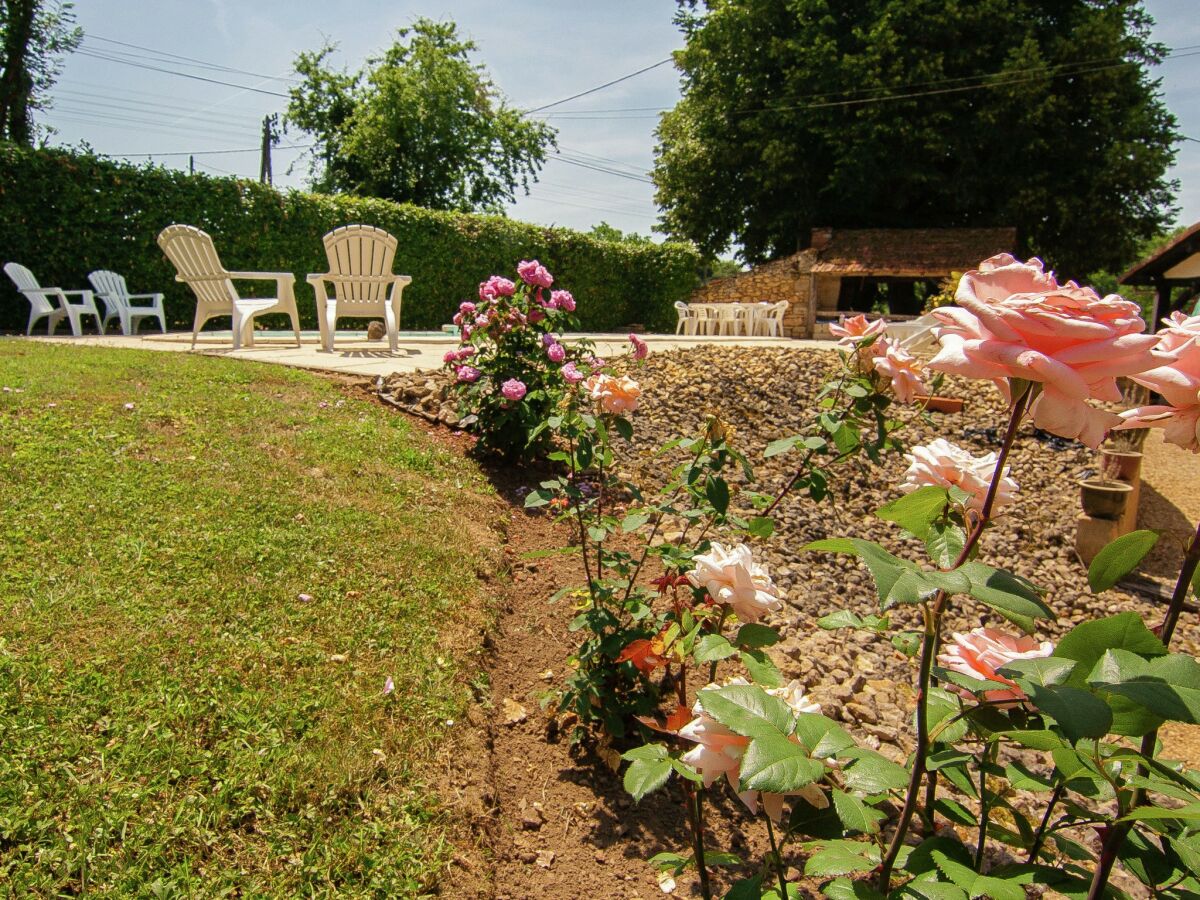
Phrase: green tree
[
  {"left": 654, "top": 0, "right": 1179, "bottom": 276},
  {"left": 587, "top": 221, "right": 654, "bottom": 245},
  {"left": 286, "top": 18, "right": 555, "bottom": 213},
  {"left": 0, "top": 0, "right": 81, "bottom": 144}
]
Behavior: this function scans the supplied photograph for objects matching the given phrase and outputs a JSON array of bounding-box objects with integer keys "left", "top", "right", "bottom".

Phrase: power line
[
  {"left": 102, "top": 144, "right": 313, "bottom": 158},
  {"left": 75, "top": 49, "right": 291, "bottom": 98},
  {"left": 84, "top": 34, "right": 297, "bottom": 83},
  {"left": 548, "top": 155, "right": 654, "bottom": 184},
  {"left": 524, "top": 57, "right": 673, "bottom": 114}
]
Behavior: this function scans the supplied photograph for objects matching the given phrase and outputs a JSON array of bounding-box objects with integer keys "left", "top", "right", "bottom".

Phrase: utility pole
[
  {"left": 189, "top": 154, "right": 195, "bottom": 175},
  {"left": 259, "top": 114, "right": 279, "bottom": 185}
]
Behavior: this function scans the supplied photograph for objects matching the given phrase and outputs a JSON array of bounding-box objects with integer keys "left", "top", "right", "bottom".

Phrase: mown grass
[{"left": 0, "top": 341, "right": 497, "bottom": 896}]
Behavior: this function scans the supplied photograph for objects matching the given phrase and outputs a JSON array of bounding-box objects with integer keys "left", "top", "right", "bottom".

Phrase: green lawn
[{"left": 0, "top": 341, "right": 497, "bottom": 896}]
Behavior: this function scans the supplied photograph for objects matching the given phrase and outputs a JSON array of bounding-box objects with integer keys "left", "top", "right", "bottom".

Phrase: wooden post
[{"left": 1152, "top": 279, "right": 1170, "bottom": 332}]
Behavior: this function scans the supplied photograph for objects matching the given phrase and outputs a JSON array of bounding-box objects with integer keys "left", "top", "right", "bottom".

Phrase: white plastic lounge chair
[
  {"left": 88, "top": 270, "right": 167, "bottom": 335},
  {"left": 4, "top": 262, "right": 102, "bottom": 336},
  {"left": 306, "top": 225, "right": 412, "bottom": 353},
  {"left": 674, "top": 301, "right": 699, "bottom": 335},
  {"left": 157, "top": 224, "right": 300, "bottom": 350}
]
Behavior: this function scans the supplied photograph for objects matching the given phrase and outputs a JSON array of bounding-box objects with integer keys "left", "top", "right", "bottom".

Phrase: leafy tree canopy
[
  {"left": 654, "top": 0, "right": 1180, "bottom": 276},
  {"left": 587, "top": 221, "right": 655, "bottom": 245},
  {"left": 286, "top": 18, "right": 556, "bottom": 214},
  {"left": 0, "top": 0, "right": 81, "bottom": 144}
]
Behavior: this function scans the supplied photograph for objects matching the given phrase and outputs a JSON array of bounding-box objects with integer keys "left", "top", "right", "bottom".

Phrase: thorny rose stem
[
  {"left": 876, "top": 383, "right": 1033, "bottom": 891},
  {"left": 1085, "top": 519, "right": 1200, "bottom": 900}
]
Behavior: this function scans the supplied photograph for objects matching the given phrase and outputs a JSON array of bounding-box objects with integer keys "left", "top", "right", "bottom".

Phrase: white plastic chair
[
  {"left": 157, "top": 224, "right": 301, "bottom": 350},
  {"left": 88, "top": 270, "right": 167, "bottom": 335},
  {"left": 4, "top": 262, "right": 101, "bottom": 336},
  {"left": 306, "top": 225, "right": 412, "bottom": 353},
  {"left": 747, "top": 302, "right": 773, "bottom": 336},
  {"left": 712, "top": 303, "right": 742, "bottom": 335},
  {"left": 674, "top": 301, "right": 698, "bottom": 335},
  {"left": 760, "top": 300, "right": 789, "bottom": 337}
]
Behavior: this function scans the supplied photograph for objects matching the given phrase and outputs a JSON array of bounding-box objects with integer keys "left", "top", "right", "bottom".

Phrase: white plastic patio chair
[
  {"left": 157, "top": 224, "right": 301, "bottom": 350},
  {"left": 747, "top": 302, "right": 773, "bottom": 336},
  {"left": 712, "top": 303, "right": 742, "bottom": 335},
  {"left": 88, "top": 270, "right": 167, "bottom": 335},
  {"left": 674, "top": 301, "right": 699, "bottom": 335},
  {"left": 759, "top": 300, "right": 789, "bottom": 337},
  {"left": 307, "top": 225, "right": 412, "bottom": 353},
  {"left": 4, "top": 262, "right": 102, "bottom": 336}
]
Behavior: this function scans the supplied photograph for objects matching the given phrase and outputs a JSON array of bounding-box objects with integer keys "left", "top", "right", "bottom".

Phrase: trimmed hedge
[{"left": 0, "top": 144, "right": 700, "bottom": 334}]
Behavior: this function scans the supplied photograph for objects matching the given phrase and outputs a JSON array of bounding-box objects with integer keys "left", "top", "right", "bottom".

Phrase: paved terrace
[{"left": 23, "top": 331, "right": 838, "bottom": 378}]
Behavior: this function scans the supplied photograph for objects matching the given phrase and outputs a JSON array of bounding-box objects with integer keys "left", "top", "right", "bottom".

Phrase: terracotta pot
[
  {"left": 1100, "top": 450, "right": 1143, "bottom": 483},
  {"left": 1079, "top": 479, "right": 1133, "bottom": 519},
  {"left": 916, "top": 395, "right": 964, "bottom": 414}
]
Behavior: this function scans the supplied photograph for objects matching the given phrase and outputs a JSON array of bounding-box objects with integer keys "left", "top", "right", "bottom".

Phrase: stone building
[{"left": 689, "top": 226, "right": 1017, "bottom": 338}]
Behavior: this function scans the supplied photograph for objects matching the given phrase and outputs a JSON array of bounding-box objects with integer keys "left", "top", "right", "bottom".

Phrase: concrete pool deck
[{"left": 21, "top": 330, "right": 838, "bottom": 378}]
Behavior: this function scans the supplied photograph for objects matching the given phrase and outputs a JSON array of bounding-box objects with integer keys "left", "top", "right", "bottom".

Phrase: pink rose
[
  {"left": 588, "top": 356, "right": 605, "bottom": 371},
  {"left": 547, "top": 342, "right": 566, "bottom": 363},
  {"left": 938, "top": 627, "right": 1054, "bottom": 705},
  {"left": 459, "top": 301, "right": 476, "bottom": 315},
  {"left": 583, "top": 373, "right": 641, "bottom": 414},
  {"left": 1118, "top": 334, "right": 1200, "bottom": 452},
  {"left": 1156, "top": 311, "right": 1200, "bottom": 353},
  {"left": 550, "top": 289, "right": 575, "bottom": 312},
  {"left": 685, "top": 542, "right": 781, "bottom": 624},
  {"left": 517, "top": 259, "right": 554, "bottom": 288},
  {"left": 628, "top": 333, "right": 649, "bottom": 360},
  {"left": 928, "top": 254, "right": 1161, "bottom": 449},
  {"left": 527, "top": 308, "right": 545, "bottom": 324},
  {"left": 479, "top": 276, "right": 515, "bottom": 301},
  {"left": 456, "top": 347, "right": 476, "bottom": 360},
  {"left": 874, "top": 338, "right": 928, "bottom": 404},
  {"left": 830, "top": 314, "right": 887, "bottom": 349},
  {"left": 456, "top": 365, "right": 481, "bottom": 383},
  {"left": 679, "top": 678, "right": 825, "bottom": 821},
  {"left": 561, "top": 361, "right": 585, "bottom": 384},
  {"left": 500, "top": 378, "right": 527, "bottom": 401},
  {"left": 900, "top": 438, "right": 1018, "bottom": 514},
  {"left": 443, "top": 349, "right": 459, "bottom": 365}
]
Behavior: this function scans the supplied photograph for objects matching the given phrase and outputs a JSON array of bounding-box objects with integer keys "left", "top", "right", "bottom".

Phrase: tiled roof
[
  {"left": 1119, "top": 221, "right": 1200, "bottom": 285},
  {"left": 807, "top": 227, "right": 1018, "bottom": 275}
]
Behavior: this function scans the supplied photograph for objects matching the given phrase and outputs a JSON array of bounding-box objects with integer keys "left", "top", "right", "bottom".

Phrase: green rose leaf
[
  {"left": 739, "top": 727, "right": 824, "bottom": 793},
  {"left": 831, "top": 789, "right": 886, "bottom": 835},
  {"left": 875, "top": 485, "right": 950, "bottom": 540},
  {"left": 621, "top": 744, "right": 672, "bottom": 801},
  {"left": 1087, "top": 529, "right": 1159, "bottom": 592},
  {"left": 693, "top": 633, "right": 739, "bottom": 664}
]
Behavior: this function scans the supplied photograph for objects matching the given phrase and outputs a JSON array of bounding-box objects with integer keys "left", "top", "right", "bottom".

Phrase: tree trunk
[{"left": 0, "top": 0, "right": 40, "bottom": 144}]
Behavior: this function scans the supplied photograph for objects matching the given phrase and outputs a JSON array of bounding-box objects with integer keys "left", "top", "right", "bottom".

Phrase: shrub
[{"left": 0, "top": 144, "right": 700, "bottom": 333}]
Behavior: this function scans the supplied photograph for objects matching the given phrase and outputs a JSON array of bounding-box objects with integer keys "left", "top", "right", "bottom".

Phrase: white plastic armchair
[
  {"left": 4, "top": 262, "right": 102, "bottom": 336},
  {"left": 157, "top": 224, "right": 300, "bottom": 350},
  {"left": 760, "top": 300, "right": 789, "bottom": 337},
  {"left": 88, "top": 270, "right": 167, "bottom": 335},
  {"left": 673, "top": 301, "right": 698, "bottom": 335},
  {"left": 306, "top": 225, "right": 412, "bottom": 353}
]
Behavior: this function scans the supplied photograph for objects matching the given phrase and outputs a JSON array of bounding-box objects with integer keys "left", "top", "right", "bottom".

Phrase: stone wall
[{"left": 688, "top": 250, "right": 818, "bottom": 337}]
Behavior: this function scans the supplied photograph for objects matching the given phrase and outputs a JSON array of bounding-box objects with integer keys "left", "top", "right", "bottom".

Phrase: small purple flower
[
  {"left": 501, "top": 378, "right": 527, "bottom": 401},
  {"left": 541, "top": 333, "right": 558, "bottom": 347},
  {"left": 517, "top": 259, "right": 554, "bottom": 288},
  {"left": 547, "top": 342, "right": 566, "bottom": 363},
  {"left": 456, "top": 365, "right": 481, "bottom": 383},
  {"left": 561, "top": 362, "right": 585, "bottom": 384},
  {"left": 551, "top": 290, "right": 575, "bottom": 312}
]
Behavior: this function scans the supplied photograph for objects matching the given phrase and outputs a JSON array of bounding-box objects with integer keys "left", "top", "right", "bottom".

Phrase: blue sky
[{"left": 42, "top": 0, "right": 1200, "bottom": 246}]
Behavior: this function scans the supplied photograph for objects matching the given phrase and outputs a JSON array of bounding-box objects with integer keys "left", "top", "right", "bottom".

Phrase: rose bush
[{"left": 446, "top": 260, "right": 595, "bottom": 457}]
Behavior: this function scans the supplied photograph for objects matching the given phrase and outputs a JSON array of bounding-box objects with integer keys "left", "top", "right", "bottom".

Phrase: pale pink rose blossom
[
  {"left": 628, "top": 333, "right": 649, "bottom": 360},
  {"left": 583, "top": 373, "right": 642, "bottom": 414},
  {"left": 873, "top": 338, "right": 928, "bottom": 404},
  {"left": 829, "top": 314, "right": 888, "bottom": 349},
  {"left": 686, "top": 542, "right": 782, "bottom": 624},
  {"left": 517, "top": 259, "right": 554, "bottom": 288},
  {"left": 500, "top": 378, "right": 527, "bottom": 401},
  {"left": 928, "top": 254, "right": 1161, "bottom": 448},
  {"left": 455, "top": 365, "right": 481, "bottom": 383},
  {"left": 550, "top": 290, "right": 576, "bottom": 312},
  {"left": 561, "top": 361, "right": 585, "bottom": 384},
  {"left": 900, "top": 438, "right": 1018, "bottom": 513},
  {"left": 679, "top": 678, "right": 825, "bottom": 820},
  {"left": 1118, "top": 334, "right": 1200, "bottom": 452},
  {"left": 938, "top": 627, "right": 1054, "bottom": 705},
  {"left": 546, "top": 342, "right": 566, "bottom": 363},
  {"left": 1155, "top": 311, "right": 1200, "bottom": 353}
]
